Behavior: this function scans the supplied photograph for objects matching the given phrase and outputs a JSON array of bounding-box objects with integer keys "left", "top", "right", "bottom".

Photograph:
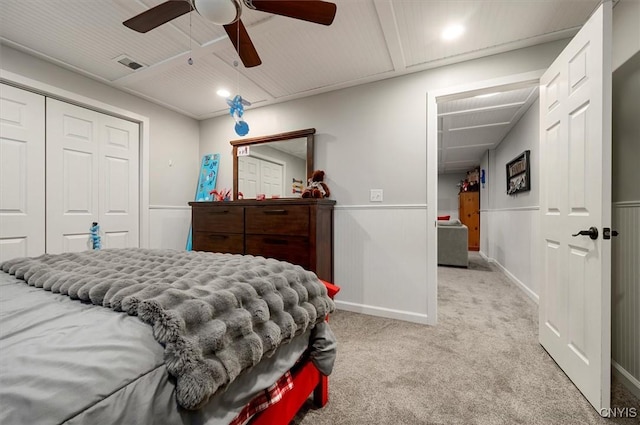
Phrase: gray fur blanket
[{"left": 0, "top": 248, "right": 335, "bottom": 410}]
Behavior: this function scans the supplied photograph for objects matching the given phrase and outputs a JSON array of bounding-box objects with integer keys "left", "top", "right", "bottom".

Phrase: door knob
[{"left": 572, "top": 226, "right": 598, "bottom": 240}]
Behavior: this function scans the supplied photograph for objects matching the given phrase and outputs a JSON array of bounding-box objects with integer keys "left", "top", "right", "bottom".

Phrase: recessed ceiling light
[
  {"left": 441, "top": 24, "right": 465, "bottom": 41},
  {"left": 217, "top": 89, "right": 230, "bottom": 98}
]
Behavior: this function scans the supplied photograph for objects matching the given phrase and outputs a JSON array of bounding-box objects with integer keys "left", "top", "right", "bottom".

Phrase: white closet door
[
  {"left": 238, "top": 156, "right": 259, "bottom": 198},
  {"left": 98, "top": 113, "right": 139, "bottom": 249},
  {"left": 260, "top": 160, "right": 283, "bottom": 198},
  {"left": 46, "top": 99, "right": 139, "bottom": 253},
  {"left": 0, "top": 84, "right": 45, "bottom": 261}
]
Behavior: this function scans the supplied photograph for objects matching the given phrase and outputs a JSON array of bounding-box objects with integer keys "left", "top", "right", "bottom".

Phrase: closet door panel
[
  {"left": 0, "top": 84, "right": 45, "bottom": 261},
  {"left": 100, "top": 114, "right": 139, "bottom": 249},
  {"left": 46, "top": 99, "right": 140, "bottom": 253},
  {"left": 46, "top": 98, "right": 100, "bottom": 254},
  {"left": 238, "top": 156, "right": 259, "bottom": 199}
]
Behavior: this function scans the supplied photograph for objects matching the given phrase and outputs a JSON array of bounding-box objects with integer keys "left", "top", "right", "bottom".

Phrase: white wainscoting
[
  {"left": 334, "top": 205, "right": 430, "bottom": 324},
  {"left": 612, "top": 201, "right": 640, "bottom": 398},
  {"left": 479, "top": 207, "right": 540, "bottom": 303},
  {"left": 148, "top": 206, "right": 191, "bottom": 250}
]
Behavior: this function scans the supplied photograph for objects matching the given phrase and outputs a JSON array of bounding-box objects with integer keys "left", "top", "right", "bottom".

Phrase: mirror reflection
[
  {"left": 238, "top": 138, "right": 307, "bottom": 199},
  {"left": 231, "top": 129, "right": 315, "bottom": 200}
]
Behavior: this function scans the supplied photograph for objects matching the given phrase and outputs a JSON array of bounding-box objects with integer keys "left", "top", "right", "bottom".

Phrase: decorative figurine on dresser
[{"left": 189, "top": 129, "right": 335, "bottom": 282}]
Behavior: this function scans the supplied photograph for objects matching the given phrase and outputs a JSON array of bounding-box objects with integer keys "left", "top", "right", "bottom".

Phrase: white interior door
[
  {"left": 260, "top": 160, "right": 283, "bottom": 197},
  {"left": 238, "top": 156, "right": 259, "bottom": 198},
  {"left": 0, "top": 84, "right": 45, "bottom": 261},
  {"left": 539, "top": 1, "right": 612, "bottom": 414},
  {"left": 46, "top": 99, "right": 99, "bottom": 253},
  {"left": 46, "top": 99, "right": 139, "bottom": 253},
  {"left": 98, "top": 113, "right": 139, "bottom": 249}
]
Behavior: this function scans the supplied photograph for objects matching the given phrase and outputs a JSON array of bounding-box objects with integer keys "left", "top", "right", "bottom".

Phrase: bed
[{"left": 0, "top": 248, "right": 339, "bottom": 425}]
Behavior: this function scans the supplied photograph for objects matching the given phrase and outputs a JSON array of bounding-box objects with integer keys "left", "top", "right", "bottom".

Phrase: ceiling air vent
[{"left": 114, "top": 55, "right": 146, "bottom": 71}]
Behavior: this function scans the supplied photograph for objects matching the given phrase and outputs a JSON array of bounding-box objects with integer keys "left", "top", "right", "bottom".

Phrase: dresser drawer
[
  {"left": 193, "top": 232, "right": 244, "bottom": 254},
  {"left": 193, "top": 206, "right": 244, "bottom": 233},
  {"left": 245, "top": 235, "right": 309, "bottom": 269},
  {"left": 245, "top": 205, "right": 309, "bottom": 235}
]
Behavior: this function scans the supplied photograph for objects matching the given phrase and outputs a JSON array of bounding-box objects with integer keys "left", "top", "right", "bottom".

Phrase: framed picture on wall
[{"left": 506, "top": 150, "right": 530, "bottom": 195}]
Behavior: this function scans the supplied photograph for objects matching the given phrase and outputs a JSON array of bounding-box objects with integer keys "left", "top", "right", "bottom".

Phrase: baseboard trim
[
  {"left": 335, "top": 300, "right": 434, "bottom": 326},
  {"left": 479, "top": 251, "right": 539, "bottom": 304},
  {"left": 612, "top": 360, "right": 640, "bottom": 400}
]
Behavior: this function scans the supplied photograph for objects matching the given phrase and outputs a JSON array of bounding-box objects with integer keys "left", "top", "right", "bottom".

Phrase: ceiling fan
[{"left": 123, "top": 0, "right": 337, "bottom": 68}]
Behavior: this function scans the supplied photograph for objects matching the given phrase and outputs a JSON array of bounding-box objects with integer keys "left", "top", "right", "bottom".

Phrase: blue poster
[
  {"left": 187, "top": 154, "right": 220, "bottom": 250},
  {"left": 194, "top": 153, "right": 220, "bottom": 201}
]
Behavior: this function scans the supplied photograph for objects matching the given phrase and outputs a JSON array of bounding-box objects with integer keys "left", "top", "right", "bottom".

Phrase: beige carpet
[{"left": 293, "top": 253, "right": 639, "bottom": 424}]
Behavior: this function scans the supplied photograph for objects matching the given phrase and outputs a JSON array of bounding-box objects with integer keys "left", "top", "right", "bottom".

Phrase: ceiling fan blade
[
  {"left": 224, "top": 19, "right": 262, "bottom": 68},
  {"left": 124, "top": 1, "right": 192, "bottom": 33},
  {"left": 250, "top": 0, "right": 337, "bottom": 25}
]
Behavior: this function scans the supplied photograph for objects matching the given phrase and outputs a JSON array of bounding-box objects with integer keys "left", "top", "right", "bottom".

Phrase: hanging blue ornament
[
  {"left": 235, "top": 120, "right": 249, "bottom": 136},
  {"left": 227, "top": 95, "right": 251, "bottom": 136}
]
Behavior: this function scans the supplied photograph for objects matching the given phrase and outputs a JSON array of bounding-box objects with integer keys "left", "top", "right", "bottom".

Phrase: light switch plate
[{"left": 370, "top": 189, "right": 383, "bottom": 202}]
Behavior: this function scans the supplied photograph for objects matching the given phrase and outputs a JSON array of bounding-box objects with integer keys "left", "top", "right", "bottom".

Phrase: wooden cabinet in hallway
[{"left": 459, "top": 192, "right": 479, "bottom": 251}]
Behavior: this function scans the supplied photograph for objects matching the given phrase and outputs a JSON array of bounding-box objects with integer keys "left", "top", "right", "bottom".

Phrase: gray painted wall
[
  {"left": 480, "top": 100, "right": 540, "bottom": 298},
  {"left": 611, "top": 49, "right": 640, "bottom": 395},
  {"left": 489, "top": 98, "right": 540, "bottom": 210},
  {"left": 438, "top": 172, "right": 465, "bottom": 220},
  {"left": 612, "top": 51, "right": 640, "bottom": 203},
  {"left": 200, "top": 40, "right": 570, "bottom": 206},
  {"left": 612, "top": 0, "right": 640, "bottom": 71}
]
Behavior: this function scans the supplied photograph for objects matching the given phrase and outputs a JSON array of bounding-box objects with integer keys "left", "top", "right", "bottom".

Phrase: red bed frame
[{"left": 251, "top": 280, "right": 340, "bottom": 425}]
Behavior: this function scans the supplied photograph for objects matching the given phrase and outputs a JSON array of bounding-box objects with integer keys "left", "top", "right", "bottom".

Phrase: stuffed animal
[{"left": 301, "top": 170, "right": 331, "bottom": 198}]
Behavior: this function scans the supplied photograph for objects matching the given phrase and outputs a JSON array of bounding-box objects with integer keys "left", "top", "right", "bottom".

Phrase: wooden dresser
[
  {"left": 458, "top": 192, "right": 480, "bottom": 251},
  {"left": 189, "top": 198, "right": 335, "bottom": 282}
]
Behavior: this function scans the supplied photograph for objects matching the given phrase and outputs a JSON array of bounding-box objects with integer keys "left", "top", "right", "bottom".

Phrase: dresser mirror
[{"left": 230, "top": 128, "right": 315, "bottom": 200}]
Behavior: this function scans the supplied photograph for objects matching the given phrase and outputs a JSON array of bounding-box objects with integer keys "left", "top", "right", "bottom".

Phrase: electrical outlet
[{"left": 370, "top": 189, "right": 383, "bottom": 202}]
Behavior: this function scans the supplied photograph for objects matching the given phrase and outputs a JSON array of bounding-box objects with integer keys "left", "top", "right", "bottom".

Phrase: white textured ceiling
[
  {"left": 438, "top": 86, "right": 538, "bottom": 174},
  {"left": 0, "top": 0, "right": 602, "bottom": 171}
]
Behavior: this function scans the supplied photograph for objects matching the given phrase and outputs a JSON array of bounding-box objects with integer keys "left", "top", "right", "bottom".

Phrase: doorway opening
[
  {"left": 436, "top": 83, "right": 539, "bottom": 273},
  {"left": 426, "top": 71, "right": 544, "bottom": 324}
]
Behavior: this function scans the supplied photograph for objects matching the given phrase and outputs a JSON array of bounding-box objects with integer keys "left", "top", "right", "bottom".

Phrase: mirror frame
[{"left": 230, "top": 128, "right": 315, "bottom": 200}]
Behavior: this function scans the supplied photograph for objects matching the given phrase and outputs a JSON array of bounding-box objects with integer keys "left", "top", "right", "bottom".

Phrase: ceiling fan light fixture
[{"left": 194, "top": 0, "right": 241, "bottom": 25}]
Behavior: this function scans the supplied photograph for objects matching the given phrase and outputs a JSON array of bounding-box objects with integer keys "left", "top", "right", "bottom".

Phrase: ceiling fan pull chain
[
  {"left": 188, "top": 3, "right": 194, "bottom": 65},
  {"left": 236, "top": 22, "right": 241, "bottom": 92}
]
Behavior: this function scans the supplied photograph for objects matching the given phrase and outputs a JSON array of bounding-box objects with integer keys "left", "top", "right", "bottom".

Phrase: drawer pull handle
[
  {"left": 264, "top": 238, "right": 288, "bottom": 245},
  {"left": 263, "top": 209, "right": 287, "bottom": 215},
  {"left": 208, "top": 210, "right": 230, "bottom": 214},
  {"left": 208, "top": 235, "right": 228, "bottom": 240}
]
